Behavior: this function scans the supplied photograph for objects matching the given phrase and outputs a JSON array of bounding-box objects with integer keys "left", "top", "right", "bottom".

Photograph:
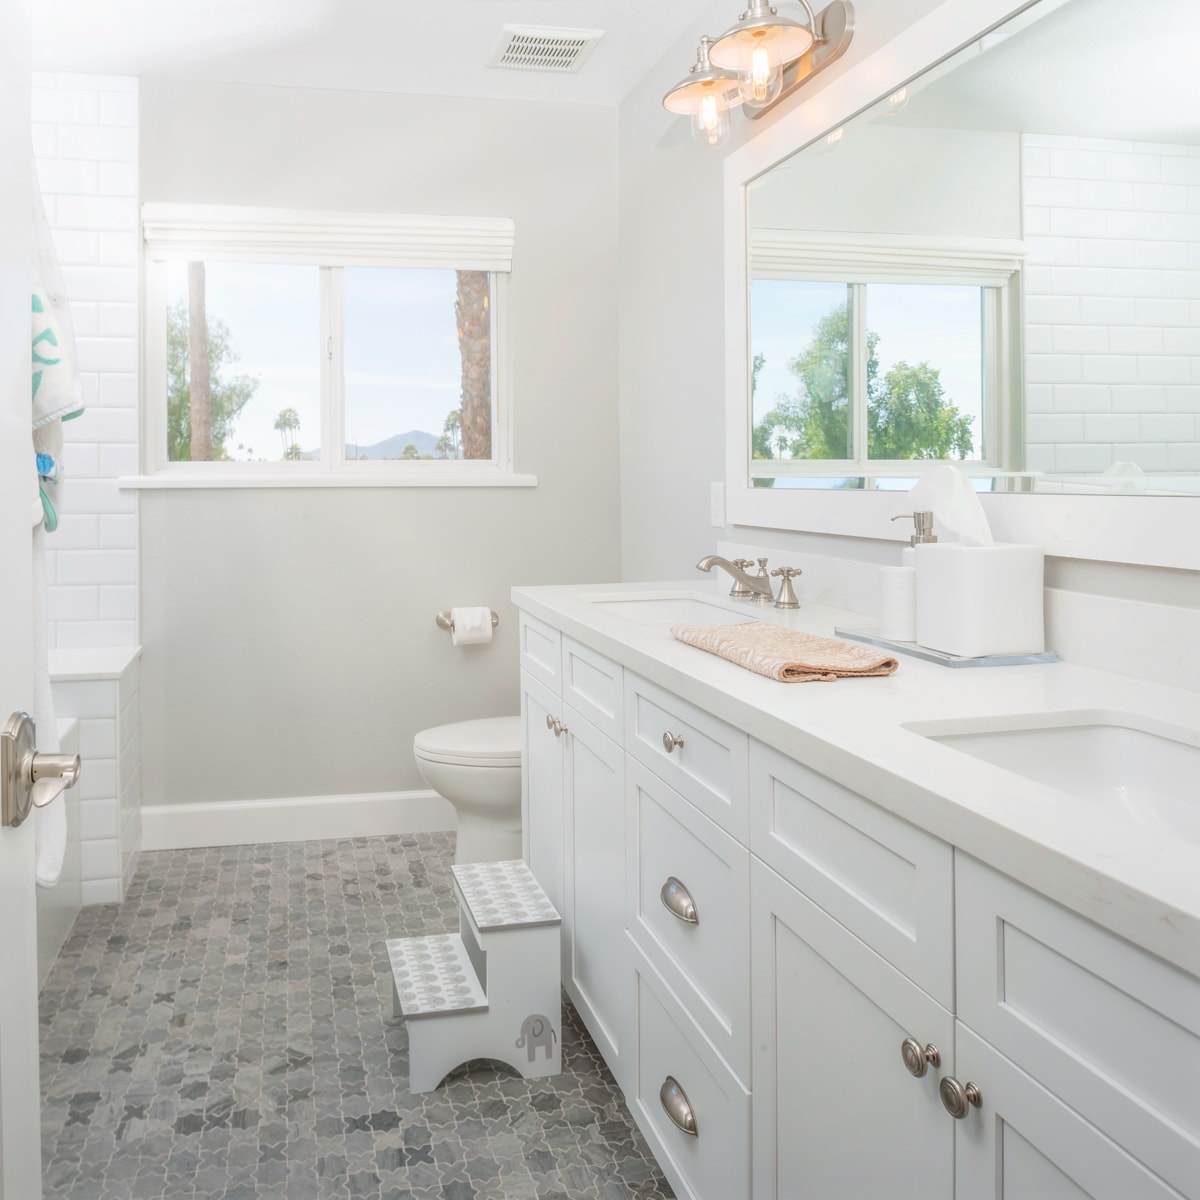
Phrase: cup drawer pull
[
  {"left": 660, "top": 876, "right": 699, "bottom": 924},
  {"left": 659, "top": 1075, "right": 698, "bottom": 1136}
]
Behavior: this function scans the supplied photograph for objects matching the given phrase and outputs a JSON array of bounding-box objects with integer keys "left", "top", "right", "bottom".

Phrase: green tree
[
  {"left": 753, "top": 301, "right": 974, "bottom": 462},
  {"left": 401, "top": 443, "right": 420, "bottom": 460},
  {"left": 442, "top": 409, "right": 461, "bottom": 459},
  {"left": 274, "top": 407, "right": 301, "bottom": 460},
  {"left": 167, "top": 301, "right": 258, "bottom": 461}
]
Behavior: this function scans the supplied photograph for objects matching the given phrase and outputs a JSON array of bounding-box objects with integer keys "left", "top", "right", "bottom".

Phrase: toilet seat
[{"left": 413, "top": 716, "right": 521, "bottom": 768}]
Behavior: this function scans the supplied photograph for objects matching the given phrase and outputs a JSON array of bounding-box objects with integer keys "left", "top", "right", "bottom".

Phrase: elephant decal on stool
[{"left": 515, "top": 1014, "right": 557, "bottom": 1062}]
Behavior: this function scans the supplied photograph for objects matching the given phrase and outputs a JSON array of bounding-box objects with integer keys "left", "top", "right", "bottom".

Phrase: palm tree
[
  {"left": 274, "top": 407, "right": 301, "bottom": 459},
  {"left": 455, "top": 271, "right": 490, "bottom": 459},
  {"left": 442, "top": 410, "right": 461, "bottom": 459},
  {"left": 435, "top": 434, "right": 453, "bottom": 459}
]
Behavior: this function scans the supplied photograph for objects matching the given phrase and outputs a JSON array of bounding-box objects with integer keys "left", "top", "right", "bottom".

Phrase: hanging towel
[
  {"left": 33, "top": 523, "right": 66, "bottom": 888},
  {"left": 670, "top": 621, "right": 899, "bottom": 683},
  {"left": 32, "top": 181, "right": 84, "bottom": 530}
]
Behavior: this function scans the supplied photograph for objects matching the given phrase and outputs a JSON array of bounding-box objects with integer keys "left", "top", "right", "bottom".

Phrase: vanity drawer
[
  {"left": 749, "top": 740, "right": 953, "bottom": 1008},
  {"left": 561, "top": 637, "right": 622, "bottom": 744},
  {"left": 518, "top": 611, "right": 562, "bottom": 693},
  {"left": 627, "top": 758, "right": 751, "bottom": 1083},
  {"left": 625, "top": 674, "right": 749, "bottom": 840},
  {"left": 957, "top": 854, "right": 1200, "bottom": 1198},
  {"left": 630, "top": 944, "right": 750, "bottom": 1200}
]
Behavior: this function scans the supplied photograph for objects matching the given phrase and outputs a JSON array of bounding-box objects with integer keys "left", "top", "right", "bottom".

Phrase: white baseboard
[{"left": 140, "top": 789, "right": 456, "bottom": 851}]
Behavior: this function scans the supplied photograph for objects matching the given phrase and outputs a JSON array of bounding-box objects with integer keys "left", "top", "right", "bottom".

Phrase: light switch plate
[{"left": 710, "top": 482, "right": 725, "bottom": 527}]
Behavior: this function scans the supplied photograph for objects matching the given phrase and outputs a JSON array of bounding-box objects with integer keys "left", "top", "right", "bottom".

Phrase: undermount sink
[
  {"left": 582, "top": 592, "right": 756, "bottom": 627},
  {"left": 906, "top": 711, "right": 1200, "bottom": 845}
]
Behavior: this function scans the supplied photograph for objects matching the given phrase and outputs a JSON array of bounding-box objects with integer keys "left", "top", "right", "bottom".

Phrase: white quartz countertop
[{"left": 512, "top": 580, "right": 1200, "bottom": 980}]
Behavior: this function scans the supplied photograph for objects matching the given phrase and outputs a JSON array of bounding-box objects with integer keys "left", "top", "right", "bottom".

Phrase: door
[
  {"left": 562, "top": 704, "right": 632, "bottom": 1088},
  {"left": 751, "top": 859, "right": 954, "bottom": 1200},
  {"left": 0, "top": 6, "right": 45, "bottom": 1195},
  {"left": 955, "top": 1025, "right": 1182, "bottom": 1200},
  {"left": 520, "top": 669, "right": 564, "bottom": 914}
]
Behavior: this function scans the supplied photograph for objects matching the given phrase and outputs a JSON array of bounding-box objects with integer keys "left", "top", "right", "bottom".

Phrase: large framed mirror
[{"left": 723, "top": 0, "right": 1200, "bottom": 568}]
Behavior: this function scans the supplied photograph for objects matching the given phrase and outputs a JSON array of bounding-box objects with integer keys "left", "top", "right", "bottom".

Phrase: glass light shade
[
  {"left": 692, "top": 98, "right": 732, "bottom": 146},
  {"left": 737, "top": 46, "right": 783, "bottom": 108},
  {"left": 710, "top": 16, "right": 815, "bottom": 75}
]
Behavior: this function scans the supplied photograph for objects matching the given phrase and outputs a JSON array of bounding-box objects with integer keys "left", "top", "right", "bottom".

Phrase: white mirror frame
[{"left": 723, "top": 0, "right": 1200, "bottom": 571}]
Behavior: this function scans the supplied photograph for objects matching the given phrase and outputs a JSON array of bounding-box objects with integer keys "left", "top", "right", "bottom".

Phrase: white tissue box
[{"left": 914, "top": 543, "right": 1044, "bottom": 658}]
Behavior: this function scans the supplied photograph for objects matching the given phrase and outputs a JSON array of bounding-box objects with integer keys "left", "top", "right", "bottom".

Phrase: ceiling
[
  {"left": 32, "top": 0, "right": 721, "bottom": 106},
  {"left": 889, "top": 0, "right": 1200, "bottom": 143}
]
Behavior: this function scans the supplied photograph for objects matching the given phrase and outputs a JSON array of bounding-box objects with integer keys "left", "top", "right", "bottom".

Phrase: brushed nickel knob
[
  {"left": 659, "top": 1076, "right": 698, "bottom": 1136},
  {"left": 662, "top": 731, "right": 685, "bottom": 753},
  {"left": 546, "top": 713, "right": 556, "bottom": 731},
  {"left": 939, "top": 1076, "right": 982, "bottom": 1119},
  {"left": 900, "top": 1038, "right": 940, "bottom": 1078},
  {"left": 660, "top": 876, "right": 699, "bottom": 924},
  {"left": 554, "top": 719, "right": 567, "bottom": 738}
]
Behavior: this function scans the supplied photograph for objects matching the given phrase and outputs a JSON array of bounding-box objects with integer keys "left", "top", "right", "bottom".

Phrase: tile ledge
[{"left": 49, "top": 645, "right": 142, "bottom": 682}]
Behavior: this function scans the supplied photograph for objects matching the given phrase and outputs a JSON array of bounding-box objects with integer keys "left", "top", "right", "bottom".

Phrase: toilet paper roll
[
  {"left": 878, "top": 566, "right": 916, "bottom": 642},
  {"left": 450, "top": 606, "right": 494, "bottom": 646}
]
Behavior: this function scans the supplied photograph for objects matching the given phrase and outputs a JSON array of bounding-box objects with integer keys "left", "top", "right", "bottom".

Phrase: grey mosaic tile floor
[{"left": 39, "top": 834, "right": 675, "bottom": 1200}]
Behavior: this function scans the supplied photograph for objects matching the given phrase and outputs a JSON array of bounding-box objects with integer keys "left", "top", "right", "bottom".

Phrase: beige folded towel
[{"left": 671, "top": 621, "right": 899, "bottom": 683}]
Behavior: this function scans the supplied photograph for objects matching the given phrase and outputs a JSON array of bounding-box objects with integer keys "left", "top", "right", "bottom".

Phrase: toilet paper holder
[{"left": 436, "top": 609, "right": 500, "bottom": 633}]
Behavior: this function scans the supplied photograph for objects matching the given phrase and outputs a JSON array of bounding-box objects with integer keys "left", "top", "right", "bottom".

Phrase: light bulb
[
  {"left": 738, "top": 45, "right": 783, "bottom": 108},
  {"left": 691, "top": 93, "right": 731, "bottom": 147}
]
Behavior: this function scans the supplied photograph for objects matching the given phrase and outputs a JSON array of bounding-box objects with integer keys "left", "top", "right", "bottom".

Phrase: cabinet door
[
  {"left": 955, "top": 1025, "right": 1184, "bottom": 1200},
  {"left": 521, "top": 670, "right": 564, "bottom": 914},
  {"left": 751, "top": 859, "right": 953, "bottom": 1200},
  {"left": 563, "top": 705, "right": 633, "bottom": 1087}
]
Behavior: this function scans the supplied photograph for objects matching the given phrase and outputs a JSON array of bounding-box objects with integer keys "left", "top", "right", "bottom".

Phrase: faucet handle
[
  {"left": 770, "top": 565, "right": 802, "bottom": 609},
  {"left": 732, "top": 558, "right": 754, "bottom": 570},
  {"left": 751, "top": 557, "right": 774, "bottom": 604},
  {"left": 727, "top": 558, "right": 756, "bottom": 599}
]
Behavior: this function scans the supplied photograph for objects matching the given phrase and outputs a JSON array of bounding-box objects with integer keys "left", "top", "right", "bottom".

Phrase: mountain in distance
[{"left": 304, "top": 430, "right": 447, "bottom": 460}]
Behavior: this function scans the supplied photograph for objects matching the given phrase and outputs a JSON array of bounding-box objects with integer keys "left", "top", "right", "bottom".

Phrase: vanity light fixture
[
  {"left": 663, "top": 1, "right": 854, "bottom": 141},
  {"left": 662, "top": 36, "right": 742, "bottom": 147}
]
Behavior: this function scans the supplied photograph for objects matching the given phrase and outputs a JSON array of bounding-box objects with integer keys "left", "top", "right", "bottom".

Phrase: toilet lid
[{"left": 413, "top": 716, "right": 522, "bottom": 767}]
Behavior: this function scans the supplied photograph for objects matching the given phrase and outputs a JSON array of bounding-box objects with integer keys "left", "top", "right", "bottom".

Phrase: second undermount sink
[
  {"left": 906, "top": 711, "right": 1200, "bottom": 845},
  {"left": 582, "top": 592, "right": 756, "bottom": 627}
]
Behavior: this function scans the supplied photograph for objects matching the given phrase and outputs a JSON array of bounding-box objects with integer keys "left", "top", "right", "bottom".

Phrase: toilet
[{"left": 413, "top": 716, "right": 522, "bottom": 864}]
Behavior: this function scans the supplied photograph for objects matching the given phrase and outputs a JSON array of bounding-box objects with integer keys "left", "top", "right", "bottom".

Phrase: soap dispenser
[{"left": 878, "top": 512, "right": 935, "bottom": 642}]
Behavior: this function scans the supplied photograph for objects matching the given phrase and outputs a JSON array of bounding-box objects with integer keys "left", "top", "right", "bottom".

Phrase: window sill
[{"left": 119, "top": 469, "right": 538, "bottom": 490}]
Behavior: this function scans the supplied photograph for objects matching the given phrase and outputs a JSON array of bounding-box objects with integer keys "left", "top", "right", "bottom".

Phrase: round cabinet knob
[
  {"left": 939, "top": 1076, "right": 982, "bottom": 1119},
  {"left": 662, "top": 731, "right": 685, "bottom": 753},
  {"left": 545, "top": 714, "right": 556, "bottom": 731},
  {"left": 900, "top": 1038, "right": 940, "bottom": 1078},
  {"left": 659, "top": 1076, "right": 698, "bottom": 1137}
]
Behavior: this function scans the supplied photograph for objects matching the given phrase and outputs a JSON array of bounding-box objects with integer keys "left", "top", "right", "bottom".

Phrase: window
[
  {"left": 748, "top": 232, "right": 1023, "bottom": 487},
  {"left": 140, "top": 205, "right": 526, "bottom": 486}
]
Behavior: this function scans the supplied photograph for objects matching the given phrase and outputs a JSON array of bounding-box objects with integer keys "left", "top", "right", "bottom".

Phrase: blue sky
[
  {"left": 751, "top": 279, "right": 984, "bottom": 459},
  {"left": 166, "top": 262, "right": 467, "bottom": 461}
]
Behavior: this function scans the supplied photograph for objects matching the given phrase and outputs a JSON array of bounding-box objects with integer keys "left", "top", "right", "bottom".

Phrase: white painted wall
[
  {"left": 138, "top": 79, "right": 620, "bottom": 809},
  {"left": 1023, "top": 133, "right": 1200, "bottom": 475},
  {"left": 617, "top": 0, "right": 1200, "bottom": 612},
  {"left": 33, "top": 72, "right": 139, "bottom": 650},
  {"left": 750, "top": 125, "right": 1021, "bottom": 239}
]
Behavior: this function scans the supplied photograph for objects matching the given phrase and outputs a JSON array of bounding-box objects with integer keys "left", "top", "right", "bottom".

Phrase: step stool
[{"left": 386, "top": 859, "right": 562, "bottom": 1094}]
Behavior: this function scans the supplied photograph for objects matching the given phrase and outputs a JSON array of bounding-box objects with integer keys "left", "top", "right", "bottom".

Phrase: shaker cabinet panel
[
  {"left": 562, "top": 705, "right": 633, "bottom": 1089},
  {"left": 957, "top": 854, "right": 1200, "bottom": 1198},
  {"left": 520, "top": 670, "right": 564, "bottom": 916},
  {"left": 627, "top": 757, "right": 751, "bottom": 1082},
  {"left": 518, "top": 611, "right": 562, "bottom": 693},
  {"left": 625, "top": 674, "right": 749, "bottom": 840},
  {"left": 750, "top": 740, "right": 954, "bottom": 1008},
  {"left": 751, "top": 859, "right": 953, "bottom": 1200},
  {"left": 955, "top": 1025, "right": 1185, "bottom": 1200},
  {"left": 561, "top": 636, "right": 623, "bottom": 744}
]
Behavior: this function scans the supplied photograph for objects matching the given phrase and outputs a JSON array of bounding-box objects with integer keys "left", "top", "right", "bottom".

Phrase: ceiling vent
[{"left": 489, "top": 25, "right": 604, "bottom": 74}]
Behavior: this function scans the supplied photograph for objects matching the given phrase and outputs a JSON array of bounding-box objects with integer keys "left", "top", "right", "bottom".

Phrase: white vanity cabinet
[{"left": 514, "top": 600, "right": 1200, "bottom": 1200}]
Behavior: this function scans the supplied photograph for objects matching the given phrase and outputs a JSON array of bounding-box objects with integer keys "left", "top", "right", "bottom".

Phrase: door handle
[{"left": 2, "top": 712, "right": 82, "bottom": 828}]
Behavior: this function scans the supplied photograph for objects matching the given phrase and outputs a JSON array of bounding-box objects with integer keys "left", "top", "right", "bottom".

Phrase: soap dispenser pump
[{"left": 891, "top": 511, "right": 937, "bottom": 548}]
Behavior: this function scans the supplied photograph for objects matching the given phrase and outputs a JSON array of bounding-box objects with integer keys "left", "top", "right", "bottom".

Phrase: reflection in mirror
[{"left": 746, "top": 0, "right": 1200, "bottom": 496}]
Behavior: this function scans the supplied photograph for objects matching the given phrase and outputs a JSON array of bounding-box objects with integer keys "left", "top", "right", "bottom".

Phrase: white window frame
[
  {"left": 131, "top": 204, "right": 533, "bottom": 488},
  {"left": 748, "top": 231, "right": 1025, "bottom": 485}
]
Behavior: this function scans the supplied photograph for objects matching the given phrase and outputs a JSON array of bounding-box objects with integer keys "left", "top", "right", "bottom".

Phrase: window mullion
[
  {"left": 320, "top": 267, "right": 345, "bottom": 472},
  {"left": 852, "top": 282, "right": 868, "bottom": 468}
]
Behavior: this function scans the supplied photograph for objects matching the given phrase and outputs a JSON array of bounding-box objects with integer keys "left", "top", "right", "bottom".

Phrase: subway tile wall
[
  {"left": 1023, "top": 134, "right": 1200, "bottom": 475},
  {"left": 34, "top": 73, "right": 139, "bottom": 650}
]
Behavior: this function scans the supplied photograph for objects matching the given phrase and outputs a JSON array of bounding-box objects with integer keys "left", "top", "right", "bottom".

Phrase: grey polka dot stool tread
[{"left": 388, "top": 858, "right": 563, "bottom": 1094}]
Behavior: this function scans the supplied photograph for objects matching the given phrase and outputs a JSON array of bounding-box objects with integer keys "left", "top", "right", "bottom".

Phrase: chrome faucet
[{"left": 696, "top": 555, "right": 775, "bottom": 602}]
